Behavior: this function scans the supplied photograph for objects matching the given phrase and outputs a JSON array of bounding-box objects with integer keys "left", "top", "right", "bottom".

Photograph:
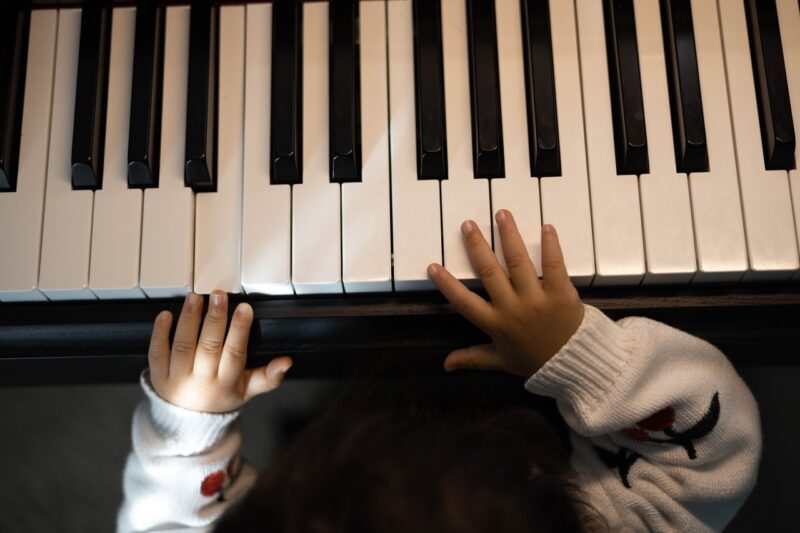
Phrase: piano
[{"left": 1, "top": 0, "right": 799, "bottom": 385}]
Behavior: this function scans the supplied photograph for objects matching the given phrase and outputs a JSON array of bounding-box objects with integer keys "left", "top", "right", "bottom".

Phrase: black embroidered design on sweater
[{"left": 594, "top": 392, "right": 720, "bottom": 488}]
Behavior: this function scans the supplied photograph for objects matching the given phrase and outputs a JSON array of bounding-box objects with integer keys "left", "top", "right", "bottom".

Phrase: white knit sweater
[{"left": 116, "top": 304, "right": 762, "bottom": 532}]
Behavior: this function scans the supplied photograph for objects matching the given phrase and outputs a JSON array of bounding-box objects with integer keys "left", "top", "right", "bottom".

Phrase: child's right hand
[{"left": 427, "top": 209, "right": 585, "bottom": 379}]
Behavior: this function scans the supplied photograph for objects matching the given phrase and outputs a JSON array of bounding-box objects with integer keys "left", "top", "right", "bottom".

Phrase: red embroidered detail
[
  {"left": 623, "top": 427, "right": 650, "bottom": 442},
  {"left": 636, "top": 406, "right": 675, "bottom": 431},
  {"left": 200, "top": 470, "right": 226, "bottom": 497}
]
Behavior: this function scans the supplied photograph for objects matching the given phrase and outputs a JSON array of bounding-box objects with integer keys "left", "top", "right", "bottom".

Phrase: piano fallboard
[{"left": 2, "top": 284, "right": 799, "bottom": 386}]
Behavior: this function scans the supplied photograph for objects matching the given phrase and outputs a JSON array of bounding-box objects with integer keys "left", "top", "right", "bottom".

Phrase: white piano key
[
  {"left": 241, "top": 4, "right": 292, "bottom": 296},
  {"left": 387, "top": 0, "right": 441, "bottom": 291},
  {"left": 634, "top": 0, "right": 696, "bottom": 284},
  {"left": 776, "top": 0, "right": 800, "bottom": 281},
  {"left": 340, "top": 1, "right": 392, "bottom": 293},
  {"left": 488, "top": 1, "right": 598, "bottom": 287},
  {"left": 575, "top": 0, "right": 644, "bottom": 286},
  {"left": 88, "top": 7, "right": 145, "bottom": 299},
  {"left": 687, "top": 0, "right": 748, "bottom": 283},
  {"left": 491, "top": 0, "right": 542, "bottom": 286},
  {"left": 140, "top": 6, "right": 194, "bottom": 299},
  {"left": 0, "top": 11, "right": 57, "bottom": 302},
  {"left": 539, "top": 0, "right": 595, "bottom": 287},
  {"left": 38, "top": 9, "right": 96, "bottom": 301},
  {"left": 292, "top": 2, "right": 342, "bottom": 295},
  {"left": 193, "top": 5, "right": 244, "bottom": 295},
  {"left": 718, "top": 0, "right": 799, "bottom": 279},
  {"left": 440, "top": 0, "right": 491, "bottom": 287}
]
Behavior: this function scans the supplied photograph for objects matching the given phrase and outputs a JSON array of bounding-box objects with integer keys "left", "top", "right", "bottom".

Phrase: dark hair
[{"left": 215, "top": 356, "right": 606, "bottom": 533}]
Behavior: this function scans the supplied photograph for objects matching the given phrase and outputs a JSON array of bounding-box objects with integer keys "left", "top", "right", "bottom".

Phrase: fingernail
[
  {"left": 427, "top": 263, "right": 440, "bottom": 276},
  {"left": 543, "top": 224, "right": 554, "bottom": 234},
  {"left": 461, "top": 220, "right": 476, "bottom": 234},
  {"left": 212, "top": 291, "right": 225, "bottom": 307},
  {"left": 496, "top": 209, "right": 508, "bottom": 223},
  {"left": 187, "top": 292, "right": 201, "bottom": 307},
  {"left": 277, "top": 365, "right": 291, "bottom": 378}
]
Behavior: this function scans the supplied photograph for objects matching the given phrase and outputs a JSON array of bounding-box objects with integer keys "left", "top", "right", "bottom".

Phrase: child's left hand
[{"left": 147, "top": 290, "right": 293, "bottom": 413}]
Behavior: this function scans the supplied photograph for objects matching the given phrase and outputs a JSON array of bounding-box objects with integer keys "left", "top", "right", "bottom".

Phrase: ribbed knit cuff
[
  {"left": 524, "top": 304, "right": 632, "bottom": 412},
  {"left": 139, "top": 369, "right": 241, "bottom": 453}
]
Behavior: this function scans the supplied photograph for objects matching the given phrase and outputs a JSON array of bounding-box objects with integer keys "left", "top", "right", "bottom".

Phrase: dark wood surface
[{"left": 2, "top": 283, "right": 799, "bottom": 385}]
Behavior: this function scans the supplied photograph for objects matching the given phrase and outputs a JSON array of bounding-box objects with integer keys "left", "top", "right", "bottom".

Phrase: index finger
[{"left": 540, "top": 224, "right": 572, "bottom": 292}]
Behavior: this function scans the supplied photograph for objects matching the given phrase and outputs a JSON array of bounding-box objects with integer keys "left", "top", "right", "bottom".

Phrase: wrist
[{"left": 140, "top": 369, "right": 241, "bottom": 454}]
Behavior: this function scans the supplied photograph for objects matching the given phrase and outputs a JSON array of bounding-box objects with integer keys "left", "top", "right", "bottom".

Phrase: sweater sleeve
[
  {"left": 116, "top": 369, "right": 259, "bottom": 533},
  {"left": 525, "top": 304, "right": 762, "bottom": 532}
]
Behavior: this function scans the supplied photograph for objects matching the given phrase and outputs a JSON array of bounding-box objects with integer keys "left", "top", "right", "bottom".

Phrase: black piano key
[
  {"left": 71, "top": 2, "right": 112, "bottom": 191},
  {"left": 184, "top": 1, "right": 218, "bottom": 193},
  {"left": 0, "top": 2, "right": 29, "bottom": 192},
  {"left": 270, "top": 0, "right": 302, "bottom": 185},
  {"left": 412, "top": 0, "right": 447, "bottom": 180},
  {"left": 128, "top": 2, "right": 165, "bottom": 188},
  {"left": 520, "top": 0, "right": 560, "bottom": 177},
  {"left": 661, "top": 0, "right": 708, "bottom": 173},
  {"left": 329, "top": 0, "right": 361, "bottom": 183},
  {"left": 466, "top": 0, "right": 504, "bottom": 178},
  {"left": 744, "top": 0, "right": 795, "bottom": 171},
  {"left": 603, "top": 0, "right": 649, "bottom": 175}
]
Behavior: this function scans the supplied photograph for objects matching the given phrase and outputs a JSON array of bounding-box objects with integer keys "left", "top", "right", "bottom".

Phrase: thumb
[
  {"left": 244, "top": 356, "right": 293, "bottom": 400},
  {"left": 443, "top": 343, "right": 503, "bottom": 373}
]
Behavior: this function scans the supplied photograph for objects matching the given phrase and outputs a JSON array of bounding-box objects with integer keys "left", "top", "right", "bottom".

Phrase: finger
[
  {"left": 443, "top": 343, "right": 504, "bottom": 373},
  {"left": 540, "top": 224, "right": 572, "bottom": 292},
  {"left": 194, "top": 290, "right": 229, "bottom": 377},
  {"left": 428, "top": 262, "right": 496, "bottom": 331},
  {"left": 148, "top": 311, "right": 173, "bottom": 380},
  {"left": 244, "top": 356, "right": 293, "bottom": 400},
  {"left": 461, "top": 219, "right": 514, "bottom": 303},
  {"left": 495, "top": 209, "right": 542, "bottom": 295},
  {"left": 217, "top": 303, "right": 254, "bottom": 387},
  {"left": 169, "top": 292, "right": 204, "bottom": 377}
]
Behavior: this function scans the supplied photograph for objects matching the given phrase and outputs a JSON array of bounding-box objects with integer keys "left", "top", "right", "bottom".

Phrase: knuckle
[
  {"left": 205, "top": 308, "right": 226, "bottom": 322},
  {"left": 476, "top": 262, "right": 498, "bottom": 281},
  {"left": 171, "top": 339, "right": 195, "bottom": 355},
  {"left": 504, "top": 251, "right": 530, "bottom": 271},
  {"left": 463, "top": 352, "right": 479, "bottom": 371},
  {"left": 455, "top": 299, "right": 475, "bottom": 318},
  {"left": 552, "top": 287, "right": 579, "bottom": 305},
  {"left": 541, "top": 256, "right": 563, "bottom": 270},
  {"left": 198, "top": 338, "right": 224, "bottom": 354},
  {"left": 225, "top": 345, "right": 246, "bottom": 360},
  {"left": 466, "top": 230, "right": 484, "bottom": 248}
]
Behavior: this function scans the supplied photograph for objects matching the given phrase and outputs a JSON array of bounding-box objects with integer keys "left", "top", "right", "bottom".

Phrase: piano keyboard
[{"left": 0, "top": 0, "right": 798, "bottom": 301}]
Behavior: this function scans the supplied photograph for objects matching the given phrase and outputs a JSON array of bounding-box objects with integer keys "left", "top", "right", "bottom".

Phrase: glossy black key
[
  {"left": 413, "top": 0, "right": 447, "bottom": 179},
  {"left": 520, "top": 0, "right": 560, "bottom": 177},
  {"left": 128, "top": 2, "right": 165, "bottom": 188},
  {"left": 744, "top": 0, "right": 795, "bottom": 170},
  {"left": 466, "top": 0, "right": 504, "bottom": 178},
  {"left": 329, "top": 0, "right": 361, "bottom": 183},
  {"left": 271, "top": 0, "right": 302, "bottom": 185},
  {"left": 661, "top": 0, "right": 708, "bottom": 173},
  {"left": 184, "top": 1, "right": 217, "bottom": 193},
  {"left": 603, "top": 0, "right": 648, "bottom": 175},
  {"left": 0, "top": 1, "right": 29, "bottom": 192},
  {"left": 71, "top": 2, "right": 112, "bottom": 190}
]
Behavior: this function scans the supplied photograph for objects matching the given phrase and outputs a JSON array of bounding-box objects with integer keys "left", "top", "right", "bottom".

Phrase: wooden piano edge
[{"left": 1, "top": 283, "right": 799, "bottom": 385}]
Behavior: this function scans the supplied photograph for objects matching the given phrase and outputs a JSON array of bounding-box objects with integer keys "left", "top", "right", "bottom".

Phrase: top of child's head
[{"left": 213, "top": 356, "right": 606, "bottom": 533}]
